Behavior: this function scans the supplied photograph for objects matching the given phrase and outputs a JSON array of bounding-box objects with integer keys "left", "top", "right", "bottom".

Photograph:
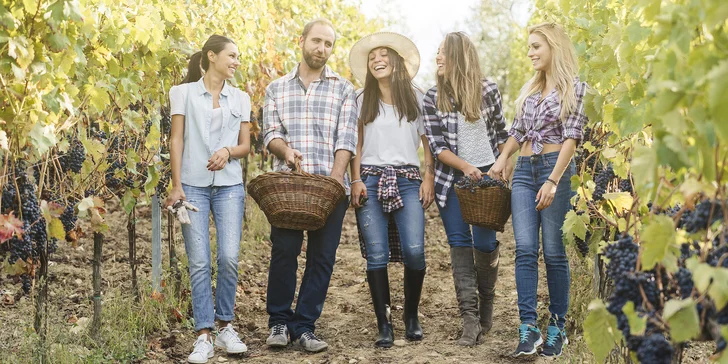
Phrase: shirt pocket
[{"left": 228, "top": 107, "right": 243, "bottom": 130}]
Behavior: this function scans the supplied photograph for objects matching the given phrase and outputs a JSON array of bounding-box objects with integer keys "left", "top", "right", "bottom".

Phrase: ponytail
[{"left": 182, "top": 51, "right": 203, "bottom": 84}]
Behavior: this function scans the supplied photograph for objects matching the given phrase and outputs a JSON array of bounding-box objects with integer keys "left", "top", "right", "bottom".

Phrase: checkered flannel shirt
[
  {"left": 422, "top": 79, "right": 508, "bottom": 207},
  {"left": 262, "top": 64, "right": 358, "bottom": 193}
]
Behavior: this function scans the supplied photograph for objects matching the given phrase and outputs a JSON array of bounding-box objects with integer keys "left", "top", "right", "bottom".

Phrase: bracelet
[
  {"left": 223, "top": 146, "right": 232, "bottom": 160},
  {"left": 351, "top": 179, "right": 363, "bottom": 184},
  {"left": 546, "top": 178, "right": 558, "bottom": 186}
]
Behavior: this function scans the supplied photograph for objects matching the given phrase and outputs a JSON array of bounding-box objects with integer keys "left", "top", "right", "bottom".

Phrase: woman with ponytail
[
  {"left": 488, "top": 23, "right": 587, "bottom": 358},
  {"left": 166, "top": 34, "right": 251, "bottom": 363}
]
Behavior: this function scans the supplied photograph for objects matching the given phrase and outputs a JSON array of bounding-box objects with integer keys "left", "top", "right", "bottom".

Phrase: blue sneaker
[
  {"left": 541, "top": 325, "right": 568, "bottom": 357},
  {"left": 512, "top": 324, "right": 543, "bottom": 357}
]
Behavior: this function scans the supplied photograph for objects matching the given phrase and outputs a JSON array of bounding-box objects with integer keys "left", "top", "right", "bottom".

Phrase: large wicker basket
[
  {"left": 455, "top": 183, "right": 512, "bottom": 232},
  {"left": 247, "top": 165, "right": 346, "bottom": 231}
]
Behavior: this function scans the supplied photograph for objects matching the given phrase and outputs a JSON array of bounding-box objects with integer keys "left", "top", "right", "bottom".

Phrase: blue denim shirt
[{"left": 169, "top": 78, "right": 251, "bottom": 187}]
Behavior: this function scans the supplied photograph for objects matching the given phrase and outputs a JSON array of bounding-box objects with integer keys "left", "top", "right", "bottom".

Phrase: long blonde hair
[
  {"left": 514, "top": 23, "right": 579, "bottom": 120},
  {"left": 435, "top": 32, "right": 483, "bottom": 122}
]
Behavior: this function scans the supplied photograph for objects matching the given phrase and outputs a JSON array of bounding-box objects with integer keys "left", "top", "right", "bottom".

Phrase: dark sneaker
[
  {"left": 266, "top": 324, "right": 289, "bottom": 348},
  {"left": 297, "top": 331, "right": 328, "bottom": 353},
  {"left": 512, "top": 324, "right": 543, "bottom": 357},
  {"left": 541, "top": 325, "right": 568, "bottom": 357}
]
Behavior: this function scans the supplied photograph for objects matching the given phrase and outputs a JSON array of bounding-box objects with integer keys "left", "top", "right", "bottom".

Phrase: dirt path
[{"left": 160, "top": 207, "right": 556, "bottom": 364}]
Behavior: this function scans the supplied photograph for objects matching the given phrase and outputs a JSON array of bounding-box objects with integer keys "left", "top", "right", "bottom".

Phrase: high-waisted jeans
[{"left": 511, "top": 152, "right": 575, "bottom": 329}]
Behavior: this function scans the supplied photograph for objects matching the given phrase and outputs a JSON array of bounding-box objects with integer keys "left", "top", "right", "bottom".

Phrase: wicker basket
[
  {"left": 247, "top": 164, "right": 346, "bottom": 231},
  {"left": 455, "top": 183, "right": 512, "bottom": 232}
]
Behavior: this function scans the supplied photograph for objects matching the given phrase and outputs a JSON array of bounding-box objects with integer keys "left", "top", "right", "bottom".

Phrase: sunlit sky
[{"left": 356, "top": 0, "right": 531, "bottom": 86}]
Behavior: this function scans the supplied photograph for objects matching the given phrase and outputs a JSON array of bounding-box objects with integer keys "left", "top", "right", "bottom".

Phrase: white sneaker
[
  {"left": 266, "top": 324, "right": 290, "bottom": 347},
  {"left": 188, "top": 333, "right": 214, "bottom": 363},
  {"left": 215, "top": 323, "right": 248, "bottom": 354}
]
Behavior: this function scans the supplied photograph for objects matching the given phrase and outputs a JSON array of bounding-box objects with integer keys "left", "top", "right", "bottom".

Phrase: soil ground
[{"left": 0, "top": 198, "right": 715, "bottom": 363}]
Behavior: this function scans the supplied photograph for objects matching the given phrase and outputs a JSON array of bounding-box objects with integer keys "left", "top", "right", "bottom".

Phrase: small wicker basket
[
  {"left": 247, "top": 164, "right": 346, "bottom": 231},
  {"left": 455, "top": 182, "right": 512, "bottom": 232}
]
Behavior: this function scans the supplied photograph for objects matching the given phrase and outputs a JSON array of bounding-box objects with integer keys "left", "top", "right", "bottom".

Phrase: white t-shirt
[
  {"left": 210, "top": 107, "right": 223, "bottom": 150},
  {"left": 457, "top": 113, "right": 496, "bottom": 167},
  {"left": 359, "top": 92, "right": 425, "bottom": 167}
]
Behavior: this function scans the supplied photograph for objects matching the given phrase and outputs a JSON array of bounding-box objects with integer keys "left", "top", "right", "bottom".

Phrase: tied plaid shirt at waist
[{"left": 360, "top": 165, "right": 422, "bottom": 213}]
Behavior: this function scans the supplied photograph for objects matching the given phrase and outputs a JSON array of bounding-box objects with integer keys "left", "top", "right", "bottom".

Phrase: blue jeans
[
  {"left": 181, "top": 183, "right": 245, "bottom": 332},
  {"left": 355, "top": 173, "right": 426, "bottom": 271},
  {"left": 437, "top": 165, "right": 498, "bottom": 253},
  {"left": 266, "top": 198, "right": 349, "bottom": 339},
  {"left": 511, "top": 152, "right": 575, "bottom": 329}
]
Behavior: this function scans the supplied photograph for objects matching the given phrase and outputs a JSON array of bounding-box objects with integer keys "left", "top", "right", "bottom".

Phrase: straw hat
[{"left": 349, "top": 32, "right": 420, "bottom": 84}]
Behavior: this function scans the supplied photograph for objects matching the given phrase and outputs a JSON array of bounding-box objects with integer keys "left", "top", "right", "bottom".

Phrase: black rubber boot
[
  {"left": 403, "top": 266, "right": 425, "bottom": 341},
  {"left": 367, "top": 268, "right": 394, "bottom": 348}
]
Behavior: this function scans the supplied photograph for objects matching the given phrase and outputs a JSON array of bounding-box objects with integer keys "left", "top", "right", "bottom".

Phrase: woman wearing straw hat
[
  {"left": 422, "top": 32, "right": 509, "bottom": 346},
  {"left": 349, "top": 32, "right": 435, "bottom": 348}
]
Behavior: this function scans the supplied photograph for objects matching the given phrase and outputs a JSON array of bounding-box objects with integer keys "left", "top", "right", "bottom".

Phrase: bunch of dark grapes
[
  {"left": 7, "top": 223, "right": 32, "bottom": 264},
  {"left": 1, "top": 182, "right": 17, "bottom": 213},
  {"left": 681, "top": 200, "right": 724, "bottom": 233},
  {"left": 161, "top": 106, "right": 172, "bottom": 136},
  {"left": 673, "top": 268, "right": 694, "bottom": 299},
  {"left": 455, "top": 177, "right": 507, "bottom": 193},
  {"left": 636, "top": 333, "right": 673, "bottom": 364},
  {"left": 60, "top": 200, "right": 78, "bottom": 234},
  {"left": 21, "top": 274, "right": 32, "bottom": 294},
  {"left": 575, "top": 230, "right": 591, "bottom": 257},
  {"left": 604, "top": 234, "right": 639, "bottom": 279},
  {"left": 619, "top": 178, "right": 632, "bottom": 194},
  {"left": 592, "top": 165, "right": 614, "bottom": 202},
  {"left": 59, "top": 138, "right": 86, "bottom": 173},
  {"left": 105, "top": 160, "right": 125, "bottom": 191}
]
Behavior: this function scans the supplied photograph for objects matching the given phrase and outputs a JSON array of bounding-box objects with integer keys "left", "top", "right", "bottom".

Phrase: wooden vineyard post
[
  {"left": 168, "top": 211, "right": 181, "bottom": 297},
  {"left": 151, "top": 194, "right": 162, "bottom": 294},
  {"left": 128, "top": 208, "right": 139, "bottom": 302},
  {"left": 91, "top": 232, "right": 103, "bottom": 340}
]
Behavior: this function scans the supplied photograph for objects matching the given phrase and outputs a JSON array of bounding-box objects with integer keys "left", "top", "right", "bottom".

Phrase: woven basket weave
[
  {"left": 248, "top": 164, "right": 345, "bottom": 231},
  {"left": 455, "top": 184, "right": 512, "bottom": 232}
]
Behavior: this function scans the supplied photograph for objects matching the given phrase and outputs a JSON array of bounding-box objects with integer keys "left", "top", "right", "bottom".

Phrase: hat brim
[{"left": 349, "top": 32, "right": 420, "bottom": 84}]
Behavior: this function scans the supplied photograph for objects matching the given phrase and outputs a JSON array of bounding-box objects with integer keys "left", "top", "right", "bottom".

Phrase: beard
[{"left": 302, "top": 49, "right": 329, "bottom": 70}]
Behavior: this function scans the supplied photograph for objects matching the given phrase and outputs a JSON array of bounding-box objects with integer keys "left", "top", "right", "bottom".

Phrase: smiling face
[
  {"left": 527, "top": 32, "right": 552, "bottom": 72},
  {"left": 300, "top": 23, "right": 335, "bottom": 70},
  {"left": 435, "top": 40, "right": 447, "bottom": 77},
  {"left": 208, "top": 42, "right": 240, "bottom": 79},
  {"left": 367, "top": 47, "right": 392, "bottom": 80}
]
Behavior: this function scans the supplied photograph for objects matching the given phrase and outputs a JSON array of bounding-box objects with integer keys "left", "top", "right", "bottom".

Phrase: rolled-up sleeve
[
  {"left": 334, "top": 86, "right": 358, "bottom": 155},
  {"left": 169, "top": 85, "right": 186, "bottom": 116},
  {"left": 422, "top": 89, "right": 450, "bottom": 159},
  {"left": 486, "top": 82, "right": 508, "bottom": 145},
  {"left": 262, "top": 86, "right": 287, "bottom": 149},
  {"left": 562, "top": 81, "right": 588, "bottom": 142}
]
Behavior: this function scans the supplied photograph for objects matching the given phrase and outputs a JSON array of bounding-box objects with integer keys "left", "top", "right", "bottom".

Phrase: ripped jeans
[{"left": 355, "top": 174, "right": 426, "bottom": 271}]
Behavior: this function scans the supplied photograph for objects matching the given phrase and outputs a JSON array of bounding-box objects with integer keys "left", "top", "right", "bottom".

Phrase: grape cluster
[
  {"left": 574, "top": 231, "right": 591, "bottom": 257},
  {"left": 680, "top": 200, "right": 724, "bottom": 233},
  {"left": 1, "top": 182, "right": 16, "bottom": 212},
  {"left": 592, "top": 165, "right": 614, "bottom": 202},
  {"left": 455, "top": 177, "right": 507, "bottom": 193},
  {"left": 604, "top": 234, "right": 639, "bottom": 279},
  {"left": 619, "top": 179, "right": 632, "bottom": 194},
  {"left": 59, "top": 138, "right": 86, "bottom": 174},
  {"left": 60, "top": 200, "right": 78, "bottom": 234},
  {"left": 636, "top": 333, "right": 673, "bottom": 364}
]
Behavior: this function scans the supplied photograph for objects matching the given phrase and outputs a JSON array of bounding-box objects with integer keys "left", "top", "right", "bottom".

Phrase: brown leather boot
[
  {"left": 450, "top": 247, "right": 481, "bottom": 346},
  {"left": 474, "top": 243, "right": 500, "bottom": 337}
]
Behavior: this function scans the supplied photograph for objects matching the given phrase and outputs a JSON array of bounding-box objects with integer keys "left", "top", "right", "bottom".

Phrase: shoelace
[
  {"left": 301, "top": 332, "right": 319, "bottom": 341},
  {"left": 272, "top": 324, "right": 286, "bottom": 336},
  {"left": 545, "top": 330, "right": 561, "bottom": 347},
  {"left": 221, "top": 326, "right": 243, "bottom": 343},
  {"left": 519, "top": 327, "right": 532, "bottom": 343},
  {"left": 193, "top": 337, "right": 211, "bottom": 352}
]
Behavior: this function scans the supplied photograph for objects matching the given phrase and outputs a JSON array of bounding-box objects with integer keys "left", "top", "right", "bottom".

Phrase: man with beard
[{"left": 262, "top": 18, "right": 357, "bottom": 353}]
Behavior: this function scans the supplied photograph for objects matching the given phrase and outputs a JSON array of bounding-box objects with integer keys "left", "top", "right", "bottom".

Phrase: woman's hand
[
  {"left": 419, "top": 177, "right": 435, "bottom": 209},
  {"left": 165, "top": 186, "right": 186, "bottom": 208},
  {"left": 461, "top": 164, "right": 482, "bottom": 182},
  {"left": 351, "top": 180, "right": 367, "bottom": 208},
  {"left": 207, "top": 148, "right": 230, "bottom": 171},
  {"left": 488, "top": 156, "right": 508, "bottom": 182},
  {"left": 535, "top": 180, "right": 558, "bottom": 211}
]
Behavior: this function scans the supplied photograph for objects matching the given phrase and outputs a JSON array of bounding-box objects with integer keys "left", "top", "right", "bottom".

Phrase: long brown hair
[
  {"left": 181, "top": 35, "right": 236, "bottom": 84},
  {"left": 435, "top": 32, "right": 483, "bottom": 121},
  {"left": 358, "top": 47, "right": 420, "bottom": 125}
]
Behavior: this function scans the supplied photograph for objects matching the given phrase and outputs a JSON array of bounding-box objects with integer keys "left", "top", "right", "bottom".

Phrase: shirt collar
[
  {"left": 284, "top": 63, "right": 338, "bottom": 82},
  {"left": 194, "top": 77, "right": 231, "bottom": 97}
]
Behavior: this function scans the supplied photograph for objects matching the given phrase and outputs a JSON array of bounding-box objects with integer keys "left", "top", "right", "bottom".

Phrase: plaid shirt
[
  {"left": 509, "top": 78, "right": 588, "bottom": 154},
  {"left": 262, "top": 64, "right": 358, "bottom": 193},
  {"left": 422, "top": 79, "right": 508, "bottom": 207}
]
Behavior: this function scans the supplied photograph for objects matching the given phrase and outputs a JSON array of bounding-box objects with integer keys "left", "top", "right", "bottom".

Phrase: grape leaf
[
  {"left": 584, "top": 299, "right": 619, "bottom": 362},
  {"left": 641, "top": 215, "right": 677, "bottom": 271},
  {"left": 622, "top": 301, "right": 646, "bottom": 336},
  {"left": 662, "top": 298, "right": 700, "bottom": 343}
]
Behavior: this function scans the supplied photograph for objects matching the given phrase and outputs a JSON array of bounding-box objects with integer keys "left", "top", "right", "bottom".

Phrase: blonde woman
[
  {"left": 422, "top": 32, "right": 508, "bottom": 346},
  {"left": 489, "top": 22, "right": 587, "bottom": 358}
]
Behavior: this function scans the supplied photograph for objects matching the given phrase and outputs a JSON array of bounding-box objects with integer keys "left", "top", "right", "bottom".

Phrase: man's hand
[{"left": 284, "top": 148, "right": 303, "bottom": 169}]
